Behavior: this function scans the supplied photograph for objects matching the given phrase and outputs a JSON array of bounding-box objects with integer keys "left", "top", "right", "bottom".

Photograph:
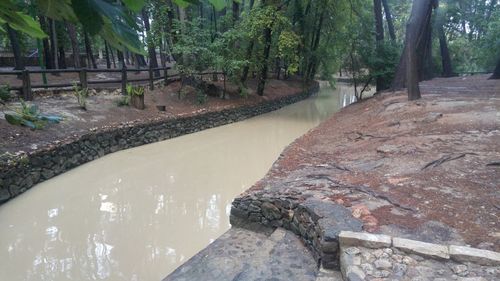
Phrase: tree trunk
[
  {"left": 232, "top": 1, "right": 240, "bottom": 24},
  {"left": 374, "top": 0, "right": 385, "bottom": 91},
  {"left": 490, "top": 58, "right": 500, "bottom": 79},
  {"left": 66, "top": 23, "right": 80, "bottom": 68},
  {"left": 392, "top": 0, "right": 437, "bottom": 92},
  {"left": 50, "top": 19, "right": 59, "bottom": 69},
  {"left": 381, "top": 0, "right": 396, "bottom": 41},
  {"left": 374, "top": 0, "right": 384, "bottom": 42},
  {"left": 6, "top": 24, "right": 24, "bottom": 70},
  {"left": 39, "top": 16, "right": 53, "bottom": 69},
  {"left": 117, "top": 51, "right": 125, "bottom": 69},
  {"left": 257, "top": 26, "right": 272, "bottom": 96},
  {"left": 58, "top": 46, "right": 67, "bottom": 69},
  {"left": 142, "top": 8, "right": 160, "bottom": 76},
  {"left": 110, "top": 47, "right": 116, "bottom": 68},
  {"left": 438, "top": 24, "right": 453, "bottom": 77},
  {"left": 84, "top": 32, "right": 97, "bottom": 69},
  {"left": 104, "top": 41, "right": 111, "bottom": 69}
]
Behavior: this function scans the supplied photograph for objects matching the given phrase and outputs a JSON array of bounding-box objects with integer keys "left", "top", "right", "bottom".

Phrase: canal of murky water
[{"left": 0, "top": 82, "right": 364, "bottom": 281}]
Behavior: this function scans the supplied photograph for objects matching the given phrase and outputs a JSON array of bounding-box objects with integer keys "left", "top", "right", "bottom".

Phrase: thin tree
[
  {"left": 142, "top": 7, "right": 160, "bottom": 76},
  {"left": 381, "top": 0, "right": 396, "bottom": 41},
  {"left": 66, "top": 22, "right": 80, "bottom": 68},
  {"left": 6, "top": 24, "right": 24, "bottom": 70},
  {"left": 490, "top": 58, "right": 500, "bottom": 79},
  {"left": 104, "top": 41, "right": 111, "bottom": 69},
  {"left": 373, "top": 0, "right": 385, "bottom": 91},
  {"left": 84, "top": 32, "right": 97, "bottom": 69},
  {"left": 436, "top": 6, "right": 453, "bottom": 77}
]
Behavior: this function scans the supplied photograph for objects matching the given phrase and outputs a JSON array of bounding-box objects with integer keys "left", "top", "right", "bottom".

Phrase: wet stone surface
[
  {"left": 164, "top": 227, "right": 324, "bottom": 281},
  {"left": 340, "top": 246, "right": 500, "bottom": 281}
]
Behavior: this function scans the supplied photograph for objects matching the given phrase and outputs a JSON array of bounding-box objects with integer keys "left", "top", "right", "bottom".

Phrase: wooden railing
[{"left": 0, "top": 66, "right": 172, "bottom": 100}]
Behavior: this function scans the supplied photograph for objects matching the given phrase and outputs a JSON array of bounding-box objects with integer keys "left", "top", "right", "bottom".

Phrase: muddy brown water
[{"left": 0, "top": 82, "right": 366, "bottom": 281}]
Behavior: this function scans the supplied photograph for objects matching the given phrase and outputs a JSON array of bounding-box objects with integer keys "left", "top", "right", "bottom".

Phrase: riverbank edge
[{"left": 0, "top": 81, "right": 319, "bottom": 204}]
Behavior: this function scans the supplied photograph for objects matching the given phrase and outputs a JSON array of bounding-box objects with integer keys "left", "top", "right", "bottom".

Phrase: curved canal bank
[
  {"left": 0, "top": 82, "right": 360, "bottom": 281},
  {"left": 0, "top": 81, "right": 318, "bottom": 204}
]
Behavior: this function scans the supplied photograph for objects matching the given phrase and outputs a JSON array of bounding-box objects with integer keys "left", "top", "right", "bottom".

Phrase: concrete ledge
[
  {"left": 337, "top": 231, "right": 500, "bottom": 267},
  {"left": 450, "top": 245, "right": 500, "bottom": 266},
  {"left": 339, "top": 231, "right": 391, "bottom": 249},
  {"left": 393, "top": 237, "right": 450, "bottom": 260}
]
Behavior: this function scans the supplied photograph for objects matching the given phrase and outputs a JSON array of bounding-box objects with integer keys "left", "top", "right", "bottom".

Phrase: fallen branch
[
  {"left": 421, "top": 153, "right": 477, "bottom": 170},
  {"left": 486, "top": 161, "right": 500, "bottom": 167}
]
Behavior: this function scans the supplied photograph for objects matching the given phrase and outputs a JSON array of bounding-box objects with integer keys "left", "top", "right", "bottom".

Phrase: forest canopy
[{"left": 1, "top": 0, "right": 499, "bottom": 96}]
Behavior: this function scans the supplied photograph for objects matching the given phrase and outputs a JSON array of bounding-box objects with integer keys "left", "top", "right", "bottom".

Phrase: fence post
[
  {"left": 148, "top": 67, "right": 154, "bottom": 90},
  {"left": 164, "top": 68, "right": 168, "bottom": 86},
  {"left": 21, "top": 69, "right": 32, "bottom": 101},
  {"left": 121, "top": 67, "right": 127, "bottom": 95},
  {"left": 79, "top": 68, "right": 88, "bottom": 89}
]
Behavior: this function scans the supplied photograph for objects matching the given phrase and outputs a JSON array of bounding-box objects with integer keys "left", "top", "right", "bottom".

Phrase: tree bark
[
  {"left": 374, "top": 0, "right": 385, "bottom": 91},
  {"left": 392, "top": 0, "right": 437, "bottom": 92},
  {"left": 438, "top": 24, "right": 453, "bottom": 77},
  {"left": 6, "top": 24, "right": 24, "bottom": 70},
  {"left": 49, "top": 19, "right": 59, "bottom": 69},
  {"left": 142, "top": 8, "right": 160, "bottom": 76},
  {"left": 381, "top": 0, "right": 396, "bottom": 41},
  {"left": 84, "top": 32, "right": 97, "bottom": 69},
  {"left": 58, "top": 46, "right": 67, "bottom": 69},
  {"left": 257, "top": 26, "right": 272, "bottom": 96},
  {"left": 374, "top": 0, "right": 384, "bottom": 42},
  {"left": 232, "top": 1, "right": 240, "bottom": 24},
  {"left": 490, "top": 58, "right": 500, "bottom": 79},
  {"left": 104, "top": 41, "right": 111, "bottom": 69},
  {"left": 39, "top": 16, "right": 53, "bottom": 69},
  {"left": 66, "top": 23, "right": 80, "bottom": 68}
]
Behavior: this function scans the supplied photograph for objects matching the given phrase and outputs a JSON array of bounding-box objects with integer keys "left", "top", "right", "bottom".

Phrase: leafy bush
[
  {"left": 73, "top": 84, "right": 88, "bottom": 110},
  {"left": 0, "top": 85, "right": 11, "bottom": 102},
  {"left": 2, "top": 100, "right": 62, "bottom": 129}
]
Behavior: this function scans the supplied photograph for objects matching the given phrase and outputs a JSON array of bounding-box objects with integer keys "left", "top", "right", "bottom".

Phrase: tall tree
[
  {"left": 373, "top": 0, "right": 385, "bottom": 91},
  {"left": 39, "top": 16, "right": 53, "bottom": 69},
  {"left": 392, "top": 0, "right": 438, "bottom": 97},
  {"left": 6, "top": 24, "right": 25, "bottom": 70},
  {"left": 381, "top": 0, "right": 396, "bottom": 41},
  {"left": 84, "top": 32, "right": 97, "bottom": 69},
  {"left": 49, "top": 19, "right": 59, "bottom": 69},
  {"left": 142, "top": 7, "right": 160, "bottom": 76},
  {"left": 395, "top": 0, "right": 438, "bottom": 100},
  {"left": 65, "top": 23, "right": 80, "bottom": 68},
  {"left": 436, "top": 6, "right": 453, "bottom": 77}
]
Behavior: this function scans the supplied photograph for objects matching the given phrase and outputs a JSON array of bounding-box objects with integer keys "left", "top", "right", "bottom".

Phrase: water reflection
[{"left": 0, "top": 82, "right": 367, "bottom": 281}]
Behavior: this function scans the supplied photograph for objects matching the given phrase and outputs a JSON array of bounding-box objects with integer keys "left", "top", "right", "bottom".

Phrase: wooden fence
[{"left": 0, "top": 66, "right": 172, "bottom": 100}]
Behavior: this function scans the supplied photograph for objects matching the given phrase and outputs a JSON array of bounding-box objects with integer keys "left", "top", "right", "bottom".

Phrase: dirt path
[
  {"left": 237, "top": 75, "right": 500, "bottom": 251},
  {"left": 0, "top": 78, "right": 305, "bottom": 155}
]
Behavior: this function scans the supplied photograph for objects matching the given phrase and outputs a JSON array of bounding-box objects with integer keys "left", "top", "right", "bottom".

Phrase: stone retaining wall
[
  {"left": 230, "top": 196, "right": 363, "bottom": 270},
  {"left": 0, "top": 82, "right": 319, "bottom": 204}
]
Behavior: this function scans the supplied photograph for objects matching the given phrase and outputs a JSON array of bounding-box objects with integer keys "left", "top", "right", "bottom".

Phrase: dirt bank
[{"left": 233, "top": 75, "right": 500, "bottom": 252}]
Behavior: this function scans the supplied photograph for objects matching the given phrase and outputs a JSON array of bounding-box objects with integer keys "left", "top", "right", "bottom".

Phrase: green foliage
[
  {"left": 126, "top": 84, "right": 145, "bottom": 96},
  {"left": 278, "top": 31, "right": 300, "bottom": 75},
  {"left": 116, "top": 96, "right": 130, "bottom": 107},
  {"left": 195, "top": 89, "right": 207, "bottom": 104},
  {"left": 0, "top": 85, "right": 11, "bottom": 102},
  {"left": 2, "top": 100, "right": 62, "bottom": 130},
  {"left": 1, "top": 0, "right": 146, "bottom": 54},
  {"left": 73, "top": 84, "right": 88, "bottom": 110}
]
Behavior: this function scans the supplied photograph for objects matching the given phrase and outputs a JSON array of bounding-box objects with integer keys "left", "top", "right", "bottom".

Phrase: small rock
[
  {"left": 374, "top": 258, "right": 392, "bottom": 270},
  {"left": 451, "top": 264, "right": 468, "bottom": 277},
  {"left": 345, "top": 247, "right": 361, "bottom": 256},
  {"left": 360, "top": 263, "right": 373, "bottom": 274},
  {"left": 392, "top": 254, "right": 404, "bottom": 263},
  {"left": 393, "top": 263, "right": 408, "bottom": 276},
  {"left": 345, "top": 265, "right": 366, "bottom": 281},
  {"left": 371, "top": 270, "right": 391, "bottom": 278}
]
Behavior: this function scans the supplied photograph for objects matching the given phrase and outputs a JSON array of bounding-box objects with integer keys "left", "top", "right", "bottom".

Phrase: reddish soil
[
  {"left": 0, "top": 78, "right": 305, "bottom": 154},
  {"left": 247, "top": 75, "right": 500, "bottom": 251}
]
